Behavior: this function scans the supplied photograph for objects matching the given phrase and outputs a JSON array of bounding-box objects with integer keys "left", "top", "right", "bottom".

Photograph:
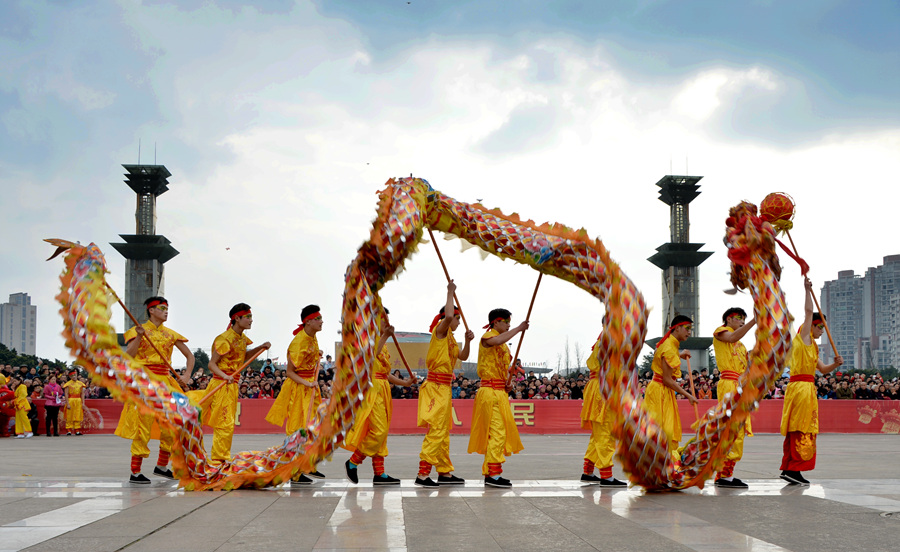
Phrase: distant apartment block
[
  {"left": 820, "top": 255, "right": 900, "bottom": 370},
  {"left": 0, "top": 292, "right": 37, "bottom": 355}
]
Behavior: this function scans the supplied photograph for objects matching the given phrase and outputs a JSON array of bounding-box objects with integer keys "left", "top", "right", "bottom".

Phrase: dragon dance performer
[
  {"left": 117, "top": 296, "right": 195, "bottom": 484},
  {"left": 265, "top": 304, "right": 326, "bottom": 485},
  {"left": 712, "top": 307, "right": 756, "bottom": 488},
  {"left": 11, "top": 376, "right": 33, "bottom": 438},
  {"left": 780, "top": 278, "right": 843, "bottom": 486},
  {"left": 415, "top": 281, "right": 473, "bottom": 487},
  {"left": 344, "top": 312, "right": 417, "bottom": 485},
  {"left": 468, "top": 308, "right": 528, "bottom": 488},
  {"left": 644, "top": 315, "right": 697, "bottom": 454},
  {"left": 0, "top": 375, "right": 14, "bottom": 438},
  {"left": 580, "top": 333, "right": 627, "bottom": 486},
  {"left": 204, "top": 303, "right": 270, "bottom": 465},
  {"left": 63, "top": 369, "right": 85, "bottom": 435}
]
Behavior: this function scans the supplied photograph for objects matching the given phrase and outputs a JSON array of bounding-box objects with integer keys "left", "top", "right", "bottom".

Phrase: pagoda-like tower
[
  {"left": 110, "top": 165, "right": 179, "bottom": 330},
  {"left": 647, "top": 175, "right": 713, "bottom": 370}
]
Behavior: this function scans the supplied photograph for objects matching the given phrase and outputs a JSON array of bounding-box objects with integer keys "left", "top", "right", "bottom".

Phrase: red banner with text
[{"left": 33, "top": 398, "right": 900, "bottom": 436}]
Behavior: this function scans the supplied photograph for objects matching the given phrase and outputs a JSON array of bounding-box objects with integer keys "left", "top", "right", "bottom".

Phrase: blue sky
[{"left": 1, "top": 0, "right": 898, "bottom": 367}]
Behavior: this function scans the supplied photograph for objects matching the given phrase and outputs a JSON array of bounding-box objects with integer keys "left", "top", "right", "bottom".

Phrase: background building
[
  {"left": 820, "top": 254, "right": 900, "bottom": 370},
  {"left": 0, "top": 292, "right": 37, "bottom": 355}
]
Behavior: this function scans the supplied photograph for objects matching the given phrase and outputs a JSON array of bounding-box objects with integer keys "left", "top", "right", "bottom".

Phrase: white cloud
[{"left": 673, "top": 66, "right": 780, "bottom": 121}]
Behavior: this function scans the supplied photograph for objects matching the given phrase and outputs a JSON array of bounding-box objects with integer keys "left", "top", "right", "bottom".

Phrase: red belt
[
  {"left": 374, "top": 372, "right": 388, "bottom": 380},
  {"left": 296, "top": 369, "right": 316, "bottom": 379},
  {"left": 144, "top": 364, "right": 170, "bottom": 376},
  {"left": 427, "top": 372, "right": 453, "bottom": 386},
  {"left": 720, "top": 371, "right": 740, "bottom": 381},
  {"left": 652, "top": 374, "right": 663, "bottom": 384},
  {"left": 481, "top": 378, "right": 507, "bottom": 390},
  {"left": 790, "top": 374, "right": 815, "bottom": 383}
]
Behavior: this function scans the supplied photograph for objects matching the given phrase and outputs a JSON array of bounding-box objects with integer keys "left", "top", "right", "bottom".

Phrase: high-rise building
[
  {"left": 110, "top": 165, "right": 179, "bottom": 331},
  {"left": 0, "top": 292, "right": 37, "bottom": 355},
  {"left": 820, "top": 255, "right": 900, "bottom": 370},
  {"left": 647, "top": 175, "right": 714, "bottom": 371}
]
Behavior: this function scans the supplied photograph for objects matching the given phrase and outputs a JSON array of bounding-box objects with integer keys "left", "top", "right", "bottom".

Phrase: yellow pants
[
  {"left": 132, "top": 412, "right": 176, "bottom": 458},
  {"left": 66, "top": 399, "right": 83, "bottom": 430},
  {"left": 15, "top": 410, "right": 31, "bottom": 434},
  {"left": 584, "top": 418, "right": 615, "bottom": 469},
  {"left": 418, "top": 385, "right": 454, "bottom": 473},
  {"left": 481, "top": 402, "right": 507, "bottom": 475},
  {"left": 352, "top": 392, "right": 390, "bottom": 458},
  {"left": 210, "top": 426, "right": 234, "bottom": 464}
]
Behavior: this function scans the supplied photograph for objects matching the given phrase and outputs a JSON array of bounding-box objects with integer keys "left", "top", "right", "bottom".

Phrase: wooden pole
[
  {"left": 104, "top": 283, "right": 181, "bottom": 382},
  {"left": 425, "top": 227, "right": 470, "bottom": 332},
  {"left": 685, "top": 357, "right": 700, "bottom": 422},
  {"left": 197, "top": 348, "right": 265, "bottom": 406},
  {"left": 508, "top": 272, "right": 543, "bottom": 386},
  {"left": 784, "top": 230, "right": 839, "bottom": 357}
]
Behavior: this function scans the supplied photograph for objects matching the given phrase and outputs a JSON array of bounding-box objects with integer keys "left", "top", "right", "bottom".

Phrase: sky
[{"left": 1, "top": 0, "right": 898, "bottom": 370}]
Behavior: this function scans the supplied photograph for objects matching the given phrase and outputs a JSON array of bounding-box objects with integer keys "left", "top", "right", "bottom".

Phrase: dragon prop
[{"left": 50, "top": 178, "right": 790, "bottom": 490}]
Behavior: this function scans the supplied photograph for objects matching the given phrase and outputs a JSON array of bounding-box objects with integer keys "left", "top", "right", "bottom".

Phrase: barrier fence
[{"left": 32, "top": 398, "right": 900, "bottom": 436}]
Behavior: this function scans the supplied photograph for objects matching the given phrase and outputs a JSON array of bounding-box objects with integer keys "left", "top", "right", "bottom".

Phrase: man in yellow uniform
[
  {"left": 468, "top": 308, "right": 528, "bottom": 488},
  {"left": 580, "top": 333, "right": 626, "bottom": 486},
  {"left": 780, "top": 278, "right": 843, "bottom": 486},
  {"left": 644, "top": 315, "right": 697, "bottom": 454},
  {"left": 344, "top": 311, "right": 417, "bottom": 485},
  {"left": 63, "top": 369, "right": 85, "bottom": 435},
  {"left": 265, "top": 304, "right": 326, "bottom": 485},
  {"left": 117, "top": 296, "right": 196, "bottom": 484},
  {"left": 11, "top": 376, "right": 33, "bottom": 438},
  {"left": 712, "top": 307, "right": 756, "bottom": 488},
  {"left": 204, "top": 303, "right": 270, "bottom": 465},
  {"left": 415, "top": 281, "right": 473, "bottom": 487}
]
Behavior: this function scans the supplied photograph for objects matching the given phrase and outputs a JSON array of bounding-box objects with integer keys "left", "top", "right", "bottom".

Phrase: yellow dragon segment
[{"left": 48, "top": 180, "right": 789, "bottom": 491}]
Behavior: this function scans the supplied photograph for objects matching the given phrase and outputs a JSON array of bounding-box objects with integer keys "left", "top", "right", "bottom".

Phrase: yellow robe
[
  {"left": 581, "top": 340, "right": 616, "bottom": 469},
  {"left": 467, "top": 329, "right": 523, "bottom": 473},
  {"left": 265, "top": 330, "right": 320, "bottom": 434},
  {"left": 343, "top": 348, "right": 392, "bottom": 457},
  {"left": 63, "top": 380, "right": 85, "bottom": 429},
  {"left": 644, "top": 335, "right": 682, "bottom": 446},
  {"left": 781, "top": 335, "right": 819, "bottom": 435},
  {"left": 417, "top": 327, "right": 460, "bottom": 473},
  {"left": 713, "top": 325, "right": 753, "bottom": 461},
  {"left": 115, "top": 321, "right": 187, "bottom": 457},
  {"left": 203, "top": 327, "right": 251, "bottom": 463},
  {"left": 14, "top": 384, "right": 31, "bottom": 434}
]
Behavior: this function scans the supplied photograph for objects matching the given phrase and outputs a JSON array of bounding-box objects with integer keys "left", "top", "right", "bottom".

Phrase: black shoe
[
  {"left": 580, "top": 473, "right": 602, "bottom": 484},
  {"left": 153, "top": 466, "right": 175, "bottom": 480},
  {"left": 291, "top": 474, "right": 313, "bottom": 486},
  {"left": 345, "top": 460, "right": 359, "bottom": 484},
  {"left": 781, "top": 471, "right": 809, "bottom": 486},
  {"left": 54, "top": 433, "right": 60, "bottom": 437},
  {"left": 129, "top": 473, "right": 151, "bottom": 485},
  {"left": 373, "top": 474, "right": 400, "bottom": 485},
  {"left": 599, "top": 477, "right": 628, "bottom": 487},
  {"left": 714, "top": 477, "right": 749, "bottom": 489},
  {"left": 437, "top": 473, "right": 465, "bottom": 485},
  {"left": 414, "top": 476, "right": 438, "bottom": 488},
  {"left": 75, "top": 431, "right": 82, "bottom": 436},
  {"left": 306, "top": 470, "right": 326, "bottom": 479},
  {"left": 66, "top": 431, "right": 71, "bottom": 435},
  {"left": 484, "top": 476, "right": 512, "bottom": 488}
]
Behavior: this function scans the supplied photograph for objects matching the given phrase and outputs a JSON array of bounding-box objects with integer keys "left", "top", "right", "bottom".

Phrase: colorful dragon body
[{"left": 51, "top": 179, "right": 789, "bottom": 490}]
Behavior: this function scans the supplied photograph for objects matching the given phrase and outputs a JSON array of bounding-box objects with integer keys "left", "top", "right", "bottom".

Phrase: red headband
[
  {"left": 293, "top": 310, "right": 321, "bottom": 335},
  {"left": 483, "top": 316, "right": 508, "bottom": 330},
  {"left": 146, "top": 299, "right": 167, "bottom": 309},
  {"left": 657, "top": 320, "right": 692, "bottom": 348},
  {"left": 428, "top": 308, "right": 460, "bottom": 333},
  {"left": 229, "top": 309, "right": 251, "bottom": 329}
]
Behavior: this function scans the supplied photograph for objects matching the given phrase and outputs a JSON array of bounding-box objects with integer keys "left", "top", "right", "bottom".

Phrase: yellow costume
[
  {"left": 343, "top": 348, "right": 392, "bottom": 457},
  {"left": 202, "top": 327, "right": 251, "bottom": 463},
  {"left": 644, "top": 335, "right": 682, "bottom": 450},
  {"left": 467, "top": 329, "right": 523, "bottom": 476},
  {"left": 63, "top": 380, "right": 85, "bottom": 431},
  {"left": 14, "top": 384, "right": 32, "bottom": 435},
  {"left": 265, "top": 329, "right": 320, "bottom": 434},
  {"left": 713, "top": 325, "right": 753, "bottom": 468},
  {"left": 780, "top": 335, "right": 819, "bottom": 471},
  {"left": 116, "top": 321, "right": 187, "bottom": 472},
  {"left": 417, "top": 328, "right": 459, "bottom": 476},
  {"left": 581, "top": 340, "right": 616, "bottom": 477}
]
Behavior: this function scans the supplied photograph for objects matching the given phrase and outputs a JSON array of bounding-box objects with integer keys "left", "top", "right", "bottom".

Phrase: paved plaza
[{"left": 1, "top": 433, "right": 898, "bottom": 551}]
